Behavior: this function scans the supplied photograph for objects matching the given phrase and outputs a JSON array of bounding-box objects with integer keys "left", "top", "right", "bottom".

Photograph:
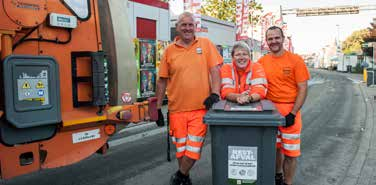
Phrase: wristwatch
[{"left": 248, "top": 95, "right": 254, "bottom": 102}]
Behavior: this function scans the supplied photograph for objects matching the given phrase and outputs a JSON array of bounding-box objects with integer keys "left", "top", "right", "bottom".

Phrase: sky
[{"left": 257, "top": 0, "right": 376, "bottom": 54}]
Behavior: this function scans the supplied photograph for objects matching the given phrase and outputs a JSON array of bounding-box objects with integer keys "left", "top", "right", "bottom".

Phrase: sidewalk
[{"left": 342, "top": 78, "right": 376, "bottom": 185}]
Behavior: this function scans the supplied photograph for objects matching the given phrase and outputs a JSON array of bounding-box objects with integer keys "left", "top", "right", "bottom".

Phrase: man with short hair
[
  {"left": 156, "top": 12, "right": 222, "bottom": 185},
  {"left": 258, "top": 26, "right": 310, "bottom": 185}
]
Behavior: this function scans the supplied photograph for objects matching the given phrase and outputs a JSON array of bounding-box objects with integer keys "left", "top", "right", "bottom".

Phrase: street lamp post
[
  {"left": 373, "top": 42, "right": 375, "bottom": 70},
  {"left": 336, "top": 24, "right": 340, "bottom": 45},
  {"left": 336, "top": 24, "right": 344, "bottom": 71}
]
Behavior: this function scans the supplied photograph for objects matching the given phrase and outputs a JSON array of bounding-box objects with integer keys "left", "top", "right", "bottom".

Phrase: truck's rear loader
[{"left": 0, "top": 0, "right": 156, "bottom": 179}]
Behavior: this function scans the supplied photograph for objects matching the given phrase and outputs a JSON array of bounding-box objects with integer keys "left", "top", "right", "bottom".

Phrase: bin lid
[{"left": 204, "top": 100, "right": 284, "bottom": 127}]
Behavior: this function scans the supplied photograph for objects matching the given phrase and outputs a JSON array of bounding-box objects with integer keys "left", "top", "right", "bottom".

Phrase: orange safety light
[{"left": 104, "top": 124, "right": 116, "bottom": 136}]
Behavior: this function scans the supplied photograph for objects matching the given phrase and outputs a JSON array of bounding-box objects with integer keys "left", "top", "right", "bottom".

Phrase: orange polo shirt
[
  {"left": 258, "top": 51, "right": 310, "bottom": 103},
  {"left": 159, "top": 37, "right": 223, "bottom": 113}
]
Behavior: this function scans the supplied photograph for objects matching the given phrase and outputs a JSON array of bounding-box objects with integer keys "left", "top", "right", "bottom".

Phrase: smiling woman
[
  {"left": 232, "top": 43, "right": 251, "bottom": 70},
  {"left": 220, "top": 41, "right": 268, "bottom": 105}
]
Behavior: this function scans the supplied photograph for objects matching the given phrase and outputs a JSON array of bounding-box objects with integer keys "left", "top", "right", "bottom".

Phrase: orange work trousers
[
  {"left": 169, "top": 109, "right": 207, "bottom": 160},
  {"left": 274, "top": 103, "right": 302, "bottom": 157}
]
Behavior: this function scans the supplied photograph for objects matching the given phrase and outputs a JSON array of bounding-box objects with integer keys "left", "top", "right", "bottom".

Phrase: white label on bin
[
  {"left": 72, "top": 129, "right": 100, "bottom": 144},
  {"left": 228, "top": 146, "right": 257, "bottom": 183}
]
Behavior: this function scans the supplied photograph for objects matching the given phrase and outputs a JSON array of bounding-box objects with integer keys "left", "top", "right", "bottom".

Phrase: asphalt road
[{"left": 2, "top": 69, "right": 369, "bottom": 185}]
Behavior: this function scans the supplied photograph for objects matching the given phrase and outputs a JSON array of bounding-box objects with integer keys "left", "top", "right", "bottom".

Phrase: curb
[{"left": 342, "top": 84, "right": 376, "bottom": 185}]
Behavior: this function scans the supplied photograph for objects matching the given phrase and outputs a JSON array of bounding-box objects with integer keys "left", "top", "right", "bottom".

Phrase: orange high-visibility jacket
[{"left": 220, "top": 60, "right": 268, "bottom": 99}]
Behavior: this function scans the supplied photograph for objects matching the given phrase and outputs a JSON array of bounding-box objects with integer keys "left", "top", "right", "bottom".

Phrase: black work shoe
[
  {"left": 169, "top": 173, "right": 182, "bottom": 185},
  {"left": 275, "top": 173, "right": 283, "bottom": 185}
]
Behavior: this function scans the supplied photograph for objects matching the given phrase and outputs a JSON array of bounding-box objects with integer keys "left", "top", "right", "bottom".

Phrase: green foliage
[
  {"left": 341, "top": 29, "right": 370, "bottom": 55},
  {"left": 201, "top": 0, "right": 263, "bottom": 25}
]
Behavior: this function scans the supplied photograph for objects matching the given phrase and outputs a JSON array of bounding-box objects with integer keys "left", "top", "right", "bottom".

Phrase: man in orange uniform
[
  {"left": 155, "top": 12, "right": 222, "bottom": 185},
  {"left": 258, "top": 26, "right": 310, "bottom": 185},
  {"left": 221, "top": 41, "right": 267, "bottom": 103}
]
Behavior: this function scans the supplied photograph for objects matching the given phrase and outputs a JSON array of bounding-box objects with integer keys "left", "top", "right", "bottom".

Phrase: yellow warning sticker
[
  {"left": 36, "top": 81, "right": 44, "bottom": 88},
  {"left": 24, "top": 97, "right": 45, "bottom": 102},
  {"left": 22, "top": 82, "right": 31, "bottom": 89}
]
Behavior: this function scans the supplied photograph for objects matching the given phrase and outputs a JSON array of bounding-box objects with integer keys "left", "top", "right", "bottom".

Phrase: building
[
  {"left": 125, "top": 0, "right": 170, "bottom": 99},
  {"left": 127, "top": 0, "right": 170, "bottom": 41},
  {"left": 170, "top": 15, "right": 236, "bottom": 64},
  {"left": 320, "top": 40, "right": 338, "bottom": 69}
]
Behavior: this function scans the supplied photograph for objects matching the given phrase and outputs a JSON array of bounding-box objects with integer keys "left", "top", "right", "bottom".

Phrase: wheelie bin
[{"left": 204, "top": 100, "right": 284, "bottom": 185}]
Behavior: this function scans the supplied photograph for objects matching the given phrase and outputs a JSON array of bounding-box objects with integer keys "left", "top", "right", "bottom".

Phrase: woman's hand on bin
[{"left": 236, "top": 94, "right": 249, "bottom": 104}]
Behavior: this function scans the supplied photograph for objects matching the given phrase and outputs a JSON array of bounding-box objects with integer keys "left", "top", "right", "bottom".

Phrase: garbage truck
[{"left": 0, "top": 0, "right": 157, "bottom": 179}]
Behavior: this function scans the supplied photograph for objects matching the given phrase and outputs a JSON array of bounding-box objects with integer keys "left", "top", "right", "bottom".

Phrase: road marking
[
  {"left": 109, "top": 126, "right": 166, "bottom": 147},
  {"left": 118, "top": 121, "right": 152, "bottom": 134},
  {"left": 347, "top": 77, "right": 362, "bottom": 84},
  {"left": 308, "top": 78, "right": 325, "bottom": 86}
]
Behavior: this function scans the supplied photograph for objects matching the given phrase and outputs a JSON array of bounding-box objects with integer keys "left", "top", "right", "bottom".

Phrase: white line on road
[
  {"left": 308, "top": 78, "right": 325, "bottom": 86},
  {"left": 109, "top": 126, "right": 167, "bottom": 147},
  {"left": 118, "top": 121, "right": 153, "bottom": 134},
  {"left": 347, "top": 77, "right": 362, "bottom": 84}
]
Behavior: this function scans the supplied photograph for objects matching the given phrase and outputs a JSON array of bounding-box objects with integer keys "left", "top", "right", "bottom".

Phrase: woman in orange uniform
[{"left": 220, "top": 41, "right": 268, "bottom": 103}]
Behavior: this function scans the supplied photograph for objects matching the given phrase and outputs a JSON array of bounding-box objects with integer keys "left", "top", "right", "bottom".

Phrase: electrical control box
[
  {"left": 49, "top": 13, "right": 77, "bottom": 28},
  {"left": 3, "top": 55, "right": 61, "bottom": 128}
]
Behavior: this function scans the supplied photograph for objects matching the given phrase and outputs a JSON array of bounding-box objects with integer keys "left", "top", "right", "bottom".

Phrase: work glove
[
  {"left": 156, "top": 109, "right": 165, "bottom": 127},
  {"left": 203, "top": 93, "right": 220, "bottom": 110},
  {"left": 284, "top": 112, "right": 296, "bottom": 127}
]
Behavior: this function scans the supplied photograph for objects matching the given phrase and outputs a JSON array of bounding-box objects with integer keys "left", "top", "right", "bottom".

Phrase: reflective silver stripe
[
  {"left": 251, "top": 78, "right": 267, "bottom": 85},
  {"left": 176, "top": 146, "right": 186, "bottom": 153},
  {"left": 186, "top": 145, "right": 201, "bottom": 153},
  {"left": 231, "top": 67, "right": 235, "bottom": 82},
  {"left": 276, "top": 138, "right": 281, "bottom": 143},
  {"left": 283, "top": 143, "right": 300, "bottom": 151},
  {"left": 188, "top": 134, "right": 205, "bottom": 143},
  {"left": 223, "top": 84, "right": 235, "bottom": 89},
  {"left": 246, "top": 71, "right": 253, "bottom": 85},
  {"left": 282, "top": 133, "right": 301, "bottom": 140},
  {"left": 253, "top": 84, "right": 265, "bottom": 88},
  {"left": 172, "top": 137, "right": 186, "bottom": 143},
  {"left": 221, "top": 78, "right": 234, "bottom": 85}
]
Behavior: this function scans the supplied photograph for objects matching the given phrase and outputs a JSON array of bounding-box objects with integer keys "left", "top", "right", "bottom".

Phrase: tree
[
  {"left": 341, "top": 29, "right": 370, "bottom": 55},
  {"left": 201, "top": 0, "right": 263, "bottom": 25}
]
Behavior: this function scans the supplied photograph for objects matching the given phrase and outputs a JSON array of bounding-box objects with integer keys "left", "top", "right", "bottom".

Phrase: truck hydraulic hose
[{"left": 13, "top": 28, "right": 72, "bottom": 50}]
